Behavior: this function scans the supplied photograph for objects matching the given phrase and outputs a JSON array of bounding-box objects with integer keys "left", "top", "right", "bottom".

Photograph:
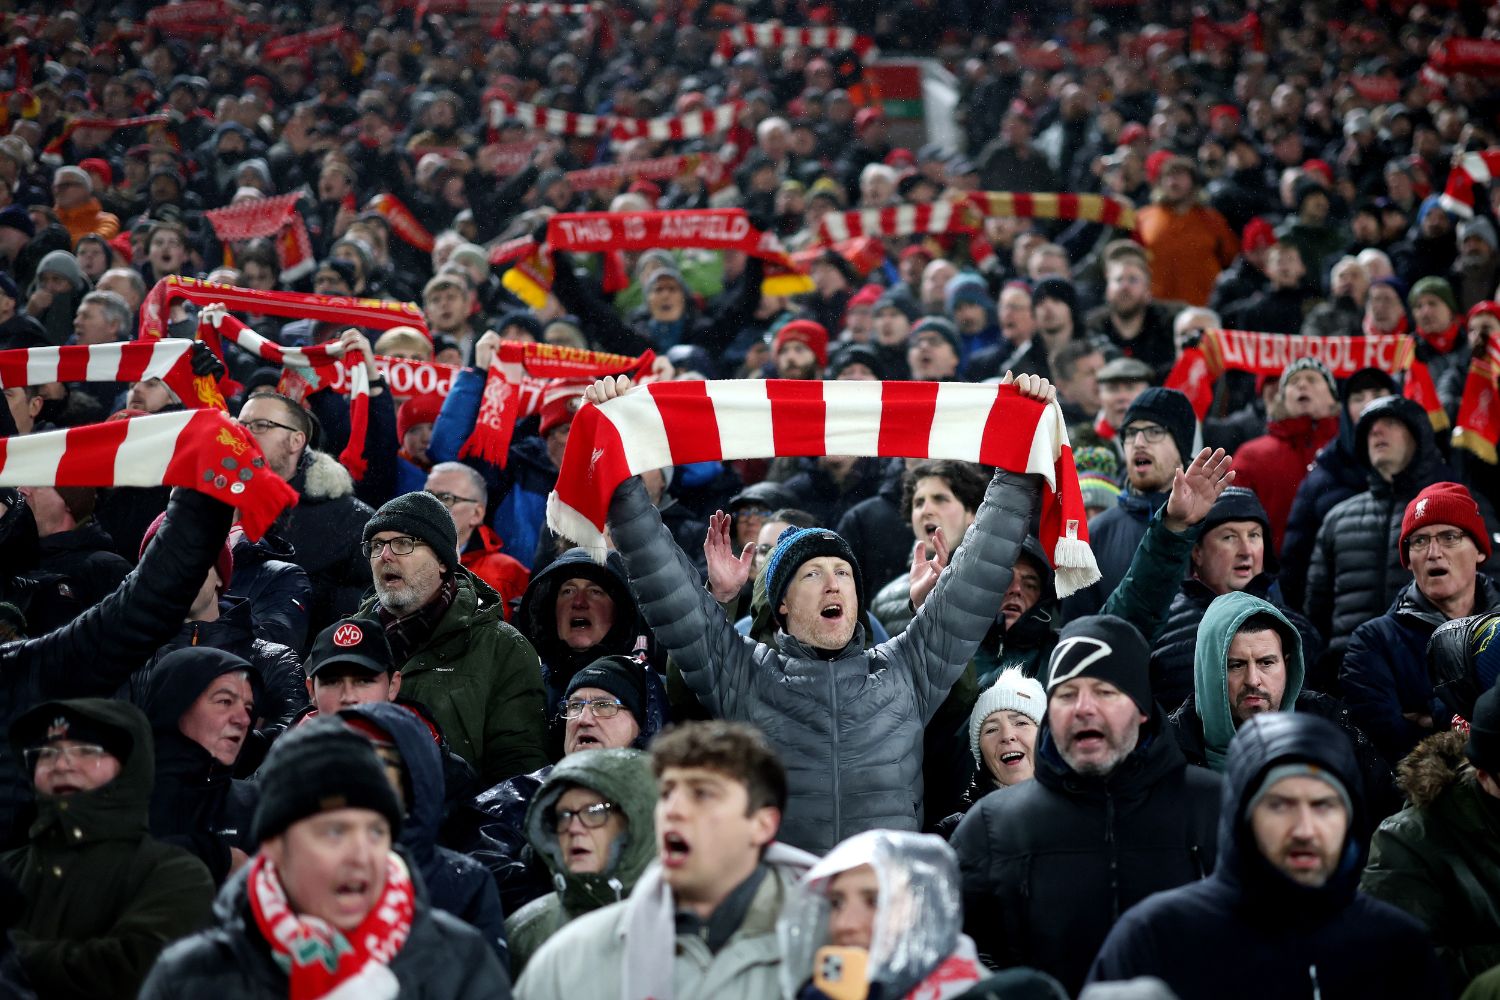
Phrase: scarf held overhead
[
  {"left": 203, "top": 192, "right": 316, "bottom": 283},
  {"left": 1454, "top": 329, "right": 1500, "bottom": 464},
  {"left": 0, "top": 409, "right": 297, "bottom": 539},
  {"left": 138, "top": 276, "right": 429, "bottom": 341},
  {"left": 548, "top": 379, "right": 1100, "bottom": 597},
  {"left": 0, "top": 340, "right": 223, "bottom": 410}
]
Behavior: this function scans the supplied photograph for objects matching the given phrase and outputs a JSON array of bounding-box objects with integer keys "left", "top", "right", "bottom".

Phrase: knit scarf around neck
[{"left": 380, "top": 573, "right": 458, "bottom": 665}]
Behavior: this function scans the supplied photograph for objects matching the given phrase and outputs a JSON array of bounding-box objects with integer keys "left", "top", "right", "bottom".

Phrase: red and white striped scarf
[
  {"left": 715, "top": 23, "right": 875, "bottom": 60},
  {"left": 203, "top": 192, "right": 316, "bottom": 283},
  {"left": 138, "top": 276, "right": 428, "bottom": 341},
  {"left": 0, "top": 341, "right": 222, "bottom": 410},
  {"left": 43, "top": 114, "right": 170, "bottom": 158},
  {"left": 0, "top": 409, "right": 298, "bottom": 539},
  {"left": 814, "top": 193, "right": 1138, "bottom": 245},
  {"left": 198, "top": 311, "right": 373, "bottom": 480},
  {"left": 563, "top": 153, "right": 722, "bottom": 192},
  {"left": 487, "top": 98, "right": 743, "bottom": 142},
  {"left": 548, "top": 380, "right": 1100, "bottom": 597},
  {"left": 1440, "top": 149, "right": 1500, "bottom": 219}
]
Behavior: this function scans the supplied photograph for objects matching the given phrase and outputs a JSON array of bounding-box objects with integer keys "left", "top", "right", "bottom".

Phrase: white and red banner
[
  {"left": 0, "top": 341, "right": 223, "bottom": 410},
  {"left": 204, "top": 192, "right": 315, "bottom": 283}
]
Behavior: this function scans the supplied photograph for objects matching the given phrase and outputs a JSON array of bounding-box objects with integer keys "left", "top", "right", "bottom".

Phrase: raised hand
[
  {"left": 909, "top": 525, "right": 951, "bottom": 610},
  {"left": 704, "top": 510, "right": 755, "bottom": 604},
  {"left": 584, "top": 374, "right": 633, "bottom": 406},
  {"left": 1162, "top": 447, "right": 1236, "bottom": 532},
  {"left": 1001, "top": 370, "right": 1058, "bottom": 406}
]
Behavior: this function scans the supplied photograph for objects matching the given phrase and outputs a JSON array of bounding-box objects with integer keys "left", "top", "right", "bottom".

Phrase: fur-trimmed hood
[
  {"left": 1396, "top": 728, "right": 1473, "bottom": 810},
  {"left": 296, "top": 449, "right": 356, "bottom": 503}
]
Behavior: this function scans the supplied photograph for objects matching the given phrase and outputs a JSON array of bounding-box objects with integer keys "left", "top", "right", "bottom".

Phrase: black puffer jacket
[
  {"left": 1305, "top": 395, "right": 1481, "bottom": 667},
  {"left": 274, "top": 449, "right": 374, "bottom": 634},
  {"left": 1280, "top": 409, "right": 1368, "bottom": 613},
  {"left": 33, "top": 520, "right": 132, "bottom": 618},
  {"left": 1088, "top": 713, "right": 1444, "bottom": 999},
  {"left": 131, "top": 597, "right": 306, "bottom": 776},
  {"left": 1151, "top": 575, "right": 1325, "bottom": 709},
  {"left": 0, "top": 490, "right": 235, "bottom": 850},
  {"left": 951, "top": 707, "right": 1222, "bottom": 997},
  {"left": 224, "top": 530, "right": 312, "bottom": 654}
]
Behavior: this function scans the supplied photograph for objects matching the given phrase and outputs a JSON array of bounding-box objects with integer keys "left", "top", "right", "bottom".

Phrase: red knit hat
[
  {"left": 1400, "top": 482, "right": 1492, "bottom": 568},
  {"left": 141, "top": 510, "right": 234, "bottom": 592},
  {"left": 1242, "top": 217, "right": 1276, "bottom": 254},
  {"left": 772, "top": 319, "right": 829, "bottom": 367},
  {"left": 1467, "top": 300, "right": 1500, "bottom": 326},
  {"left": 539, "top": 386, "right": 585, "bottom": 438},
  {"left": 1145, "top": 149, "right": 1175, "bottom": 185},
  {"left": 397, "top": 393, "right": 443, "bottom": 441}
]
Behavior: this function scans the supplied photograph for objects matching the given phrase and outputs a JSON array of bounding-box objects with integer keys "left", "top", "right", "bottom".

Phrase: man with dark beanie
[
  {"left": 357, "top": 490, "right": 548, "bottom": 786},
  {"left": 1064, "top": 386, "right": 1198, "bottom": 619},
  {"left": 589, "top": 372, "right": 1051, "bottom": 853},
  {"left": 140, "top": 719, "right": 512, "bottom": 997},
  {"left": 952, "top": 615, "right": 1221, "bottom": 995}
]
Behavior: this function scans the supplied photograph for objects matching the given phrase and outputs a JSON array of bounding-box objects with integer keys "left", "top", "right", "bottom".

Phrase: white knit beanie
[{"left": 969, "top": 668, "right": 1047, "bottom": 766}]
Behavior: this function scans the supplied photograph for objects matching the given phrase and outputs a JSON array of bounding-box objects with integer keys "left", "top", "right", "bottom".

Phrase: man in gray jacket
[{"left": 584, "top": 373, "right": 1052, "bottom": 853}]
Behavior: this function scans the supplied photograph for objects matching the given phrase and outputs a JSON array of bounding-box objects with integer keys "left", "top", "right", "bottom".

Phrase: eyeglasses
[
  {"left": 428, "top": 491, "right": 481, "bottom": 508},
  {"left": 734, "top": 506, "right": 772, "bottom": 518},
  {"left": 1120, "top": 423, "right": 1169, "bottom": 444},
  {"left": 362, "top": 536, "right": 425, "bottom": 559},
  {"left": 25, "top": 743, "right": 110, "bottom": 769},
  {"left": 550, "top": 800, "right": 617, "bottom": 833},
  {"left": 1407, "top": 529, "right": 1469, "bottom": 553},
  {"left": 560, "top": 697, "right": 626, "bottom": 720},
  {"left": 239, "top": 418, "right": 301, "bottom": 435}
]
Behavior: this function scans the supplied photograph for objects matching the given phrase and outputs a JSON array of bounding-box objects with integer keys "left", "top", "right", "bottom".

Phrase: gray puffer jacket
[{"left": 608, "top": 469, "right": 1038, "bottom": 853}]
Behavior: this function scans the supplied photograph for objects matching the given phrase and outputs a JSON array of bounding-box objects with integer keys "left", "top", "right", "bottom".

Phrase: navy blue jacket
[
  {"left": 1062, "top": 486, "right": 1170, "bottom": 621},
  {"left": 1089, "top": 713, "right": 1445, "bottom": 999}
]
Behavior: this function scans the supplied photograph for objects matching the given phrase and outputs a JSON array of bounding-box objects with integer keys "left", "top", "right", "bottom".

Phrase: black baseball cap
[{"left": 306, "top": 617, "right": 395, "bottom": 678}]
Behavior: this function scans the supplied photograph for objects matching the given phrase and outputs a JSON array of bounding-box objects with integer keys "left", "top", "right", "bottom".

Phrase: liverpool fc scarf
[
  {"left": 199, "top": 311, "right": 373, "bottom": 479},
  {"left": 1164, "top": 329, "right": 1447, "bottom": 429},
  {"left": 248, "top": 851, "right": 414, "bottom": 1000},
  {"left": 365, "top": 194, "right": 435, "bottom": 254},
  {"left": 715, "top": 23, "right": 875, "bottom": 60},
  {"left": 548, "top": 379, "right": 1101, "bottom": 597},
  {"left": 1455, "top": 303, "right": 1500, "bottom": 464},
  {"left": 204, "top": 192, "right": 316, "bottom": 283},
  {"left": 0, "top": 410, "right": 297, "bottom": 539},
  {"left": 138, "top": 276, "right": 429, "bottom": 341},
  {"left": 0, "top": 341, "right": 223, "bottom": 410},
  {"left": 462, "top": 341, "right": 656, "bottom": 465}
]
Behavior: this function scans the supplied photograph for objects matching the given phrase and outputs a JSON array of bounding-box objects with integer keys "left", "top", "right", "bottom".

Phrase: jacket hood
[
  {"left": 523, "top": 748, "right": 658, "bottom": 916},
  {"left": 293, "top": 449, "right": 356, "bottom": 502},
  {"left": 1215, "top": 712, "right": 1366, "bottom": 918},
  {"left": 12, "top": 698, "right": 156, "bottom": 843},
  {"left": 520, "top": 548, "right": 640, "bottom": 671},
  {"left": 1193, "top": 591, "right": 1306, "bottom": 772},
  {"left": 1396, "top": 728, "right": 1471, "bottom": 810},
  {"left": 338, "top": 702, "right": 446, "bottom": 863},
  {"left": 1353, "top": 394, "right": 1439, "bottom": 489},
  {"left": 139, "top": 646, "right": 264, "bottom": 734},
  {"left": 777, "top": 830, "right": 965, "bottom": 998}
]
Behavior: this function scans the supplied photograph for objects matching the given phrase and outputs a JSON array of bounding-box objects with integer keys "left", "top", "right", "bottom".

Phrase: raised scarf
[
  {"left": 715, "top": 23, "right": 875, "bottom": 60},
  {"left": 814, "top": 192, "right": 1137, "bottom": 244},
  {"left": 487, "top": 96, "right": 744, "bottom": 142},
  {"left": 365, "top": 194, "right": 435, "bottom": 254},
  {"left": 0, "top": 409, "right": 297, "bottom": 539},
  {"left": 0, "top": 340, "right": 223, "bottom": 410},
  {"left": 1165, "top": 328, "right": 1447, "bottom": 430},
  {"left": 137, "top": 276, "right": 429, "bottom": 342},
  {"left": 1455, "top": 320, "right": 1500, "bottom": 464},
  {"left": 461, "top": 341, "right": 655, "bottom": 466},
  {"left": 548, "top": 379, "right": 1101, "bottom": 597},
  {"left": 203, "top": 192, "right": 315, "bottom": 283},
  {"left": 42, "top": 114, "right": 170, "bottom": 158},
  {"left": 248, "top": 851, "right": 413, "bottom": 1000},
  {"left": 1440, "top": 149, "right": 1500, "bottom": 219}
]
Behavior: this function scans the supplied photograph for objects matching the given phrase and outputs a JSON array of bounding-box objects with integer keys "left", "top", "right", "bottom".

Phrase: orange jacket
[
  {"left": 1134, "top": 202, "right": 1239, "bottom": 307},
  {"left": 460, "top": 525, "right": 530, "bottom": 619},
  {"left": 56, "top": 199, "right": 121, "bottom": 245}
]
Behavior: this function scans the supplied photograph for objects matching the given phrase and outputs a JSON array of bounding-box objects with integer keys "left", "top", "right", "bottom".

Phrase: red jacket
[
  {"left": 1233, "top": 415, "right": 1340, "bottom": 554},
  {"left": 460, "top": 525, "right": 529, "bottom": 620}
]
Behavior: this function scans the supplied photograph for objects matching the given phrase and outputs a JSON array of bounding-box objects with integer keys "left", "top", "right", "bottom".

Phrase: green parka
[
  {"left": 1, "top": 698, "right": 214, "bottom": 1000},
  {"left": 505, "top": 749, "right": 657, "bottom": 976}
]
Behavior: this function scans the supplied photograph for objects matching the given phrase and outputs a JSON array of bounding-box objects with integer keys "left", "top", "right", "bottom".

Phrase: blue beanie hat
[{"left": 762, "top": 526, "right": 865, "bottom": 629}]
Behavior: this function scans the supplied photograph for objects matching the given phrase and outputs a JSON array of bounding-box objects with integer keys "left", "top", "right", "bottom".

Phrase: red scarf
[
  {"left": 1440, "top": 149, "right": 1500, "bottom": 218},
  {"left": 1418, "top": 321, "right": 1462, "bottom": 356},
  {"left": 462, "top": 341, "right": 655, "bottom": 465},
  {"left": 0, "top": 410, "right": 297, "bottom": 540},
  {"left": 247, "top": 851, "right": 414, "bottom": 1000},
  {"left": 204, "top": 193, "right": 315, "bottom": 283},
  {"left": 365, "top": 194, "right": 435, "bottom": 254},
  {"left": 487, "top": 96, "right": 744, "bottom": 142},
  {"left": 0, "top": 341, "right": 223, "bottom": 410},
  {"left": 715, "top": 23, "right": 875, "bottom": 60},
  {"left": 549, "top": 379, "right": 1099, "bottom": 597},
  {"left": 138, "top": 276, "right": 428, "bottom": 341},
  {"left": 1455, "top": 313, "right": 1500, "bottom": 464},
  {"left": 43, "top": 114, "right": 169, "bottom": 157},
  {"left": 814, "top": 192, "right": 1137, "bottom": 245}
]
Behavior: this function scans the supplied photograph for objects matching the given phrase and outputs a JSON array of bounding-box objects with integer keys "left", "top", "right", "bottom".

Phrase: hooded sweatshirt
[
  {"left": 1, "top": 699, "right": 214, "bottom": 999},
  {"left": 506, "top": 748, "right": 658, "bottom": 975},
  {"left": 338, "top": 702, "right": 507, "bottom": 961},
  {"left": 1190, "top": 591, "right": 1306, "bottom": 772}
]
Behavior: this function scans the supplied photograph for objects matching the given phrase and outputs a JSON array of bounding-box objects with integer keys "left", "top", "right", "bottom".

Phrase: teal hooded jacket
[{"left": 1193, "top": 591, "right": 1306, "bottom": 771}]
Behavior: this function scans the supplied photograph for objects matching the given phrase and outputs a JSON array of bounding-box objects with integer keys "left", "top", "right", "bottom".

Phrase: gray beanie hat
[{"left": 35, "top": 250, "right": 90, "bottom": 293}]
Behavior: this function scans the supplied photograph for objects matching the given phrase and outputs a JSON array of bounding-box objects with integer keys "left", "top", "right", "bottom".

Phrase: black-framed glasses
[
  {"left": 25, "top": 743, "right": 110, "bottom": 769},
  {"left": 239, "top": 417, "right": 301, "bottom": 435},
  {"left": 560, "top": 697, "right": 626, "bottom": 720},
  {"left": 551, "top": 800, "right": 617, "bottom": 833},
  {"left": 1120, "top": 423, "right": 1168, "bottom": 444},
  {"left": 1407, "top": 529, "right": 1468, "bottom": 553},
  {"left": 362, "top": 536, "right": 424, "bottom": 559},
  {"left": 428, "top": 490, "right": 481, "bottom": 508}
]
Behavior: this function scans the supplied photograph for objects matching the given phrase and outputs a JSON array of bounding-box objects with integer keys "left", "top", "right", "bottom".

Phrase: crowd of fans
[{"left": 4, "top": 0, "right": 1500, "bottom": 997}]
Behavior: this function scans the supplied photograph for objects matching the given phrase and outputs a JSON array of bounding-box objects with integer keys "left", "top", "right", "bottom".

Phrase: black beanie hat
[
  {"left": 1199, "top": 486, "right": 1279, "bottom": 572},
  {"left": 565, "top": 654, "right": 648, "bottom": 724},
  {"left": 1342, "top": 366, "right": 1397, "bottom": 404},
  {"left": 1121, "top": 387, "right": 1196, "bottom": 468},
  {"left": 364, "top": 490, "right": 459, "bottom": 574},
  {"left": 763, "top": 525, "right": 865, "bottom": 629},
  {"left": 316, "top": 257, "right": 358, "bottom": 291},
  {"left": 252, "top": 717, "right": 404, "bottom": 842},
  {"left": 1032, "top": 276, "right": 1079, "bottom": 313},
  {"left": 1466, "top": 685, "right": 1500, "bottom": 774},
  {"left": 1046, "top": 614, "right": 1153, "bottom": 716}
]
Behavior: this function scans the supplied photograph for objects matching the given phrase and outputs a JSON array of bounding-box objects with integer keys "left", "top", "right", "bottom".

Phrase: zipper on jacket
[
  {"left": 826, "top": 665, "right": 842, "bottom": 838},
  {"left": 1309, "top": 963, "right": 1321, "bottom": 1000},
  {"left": 1105, "top": 790, "right": 1121, "bottom": 920}
]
